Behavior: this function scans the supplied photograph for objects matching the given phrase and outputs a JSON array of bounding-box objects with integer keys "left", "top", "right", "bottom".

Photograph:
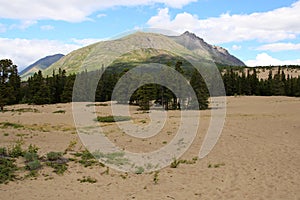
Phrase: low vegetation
[
  {"left": 52, "top": 110, "right": 66, "bottom": 114},
  {"left": 170, "top": 157, "right": 198, "bottom": 168},
  {"left": 77, "top": 176, "right": 97, "bottom": 183},
  {"left": 96, "top": 116, "right": 131, "bottom": 123}
]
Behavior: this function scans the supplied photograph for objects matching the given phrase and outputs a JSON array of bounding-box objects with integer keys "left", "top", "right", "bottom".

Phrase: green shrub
[
  {"left": 27, "top": 144, "right": 39, "bottom": 154},
  {"left": 135, "top": 166, "right": 144, "bottom": 174},
  {"left": 75, "top": 150, "right": 99, "bottom": 167},
  {"left": 53, "top": 110, "right": 66, "bottom": 114},
  {"left": 0, "top": 122, "right": 24, "bottom": 129},
  {"left": 9, "top": 141, "right": 24, "bottom": 158},
  {"left": 0, "top": 147, "right": 8, "bottom": 157},
  {"left": 46, "top": 152, "right": 63, "bottom": 161},
  {"left": 78, "top": 176, "right": 97, "bottom": 183},
  {"left": 24, "top": 152, "right": 39, "bottom": 162},
  {"left": 47, "top": 163, "right": 68, "bottom": 175},
  {"left": 170, "top": 158, "right": 180, "bottom": 168},
  {"left": 0, "top": 157, "right": 17, "bottom": 184},
  {"left": 26, "top": 160, "right": 41, "bottom": 171},
  {"left": 96, "top": 116, "right": 131, "bottom": 123}
]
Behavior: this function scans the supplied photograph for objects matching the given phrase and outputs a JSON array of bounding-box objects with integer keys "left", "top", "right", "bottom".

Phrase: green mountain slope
[{"left": 40, "top": 31, "right": 244, "bottom": 77}]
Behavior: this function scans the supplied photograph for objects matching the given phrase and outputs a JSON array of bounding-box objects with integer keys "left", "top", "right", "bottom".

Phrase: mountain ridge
[
  {"left": 20, "top": 54, "right": 64, "bottom": 80},
  {"left": 21, "top": 31, "right": 245, "bottom": 79}
]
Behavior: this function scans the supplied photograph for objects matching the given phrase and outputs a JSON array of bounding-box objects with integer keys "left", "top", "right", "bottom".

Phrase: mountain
[
  {"left": 169, "top": 31, "right": 245, "bottom": 66},
  {"left": 39, "top": 31, "right": 245, "bottom": 77},
  {"left": 20, "top": 54, "right": 64, "bottom": 80}
]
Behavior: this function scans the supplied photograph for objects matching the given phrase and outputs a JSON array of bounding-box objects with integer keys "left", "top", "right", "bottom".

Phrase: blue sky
[{"left": 0, "top": 0, "right": 299, "bottom": 71}]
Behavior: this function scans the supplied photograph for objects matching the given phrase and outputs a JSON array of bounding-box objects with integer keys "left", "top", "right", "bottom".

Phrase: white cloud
[
  {"left": 245, "top": 53, "right": 300, "bottom": 66},
  {"left": 0, "top": 0, "right": 197, "bottom": 22},
  {"left": 96, "top": 13, "right": 107, "bottom": 18},
  {"left": 257, "top": 42, "right": 300, "bottom": 52},
  {"left": 147, "top": 1, "right": 300, "bottom": 44},
  {"left": 40, "top": 25, "right": 54, "bottom": 31},
  {"left": 0, "top": 38, "right": 81, "bottom": 71},
  {"left": 232, "top": 45, "right": 241, "bottom": 50},
  {"left": 9, "top": 20, "right": 37, "bottom": 30}
]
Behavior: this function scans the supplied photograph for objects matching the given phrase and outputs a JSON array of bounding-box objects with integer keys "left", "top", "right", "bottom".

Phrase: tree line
[
  {"left": 222, "top": 67, "right": 300, "bottom": 96},
  {"left": 1, "top": 58, "right": 300, "bottom": 111}
]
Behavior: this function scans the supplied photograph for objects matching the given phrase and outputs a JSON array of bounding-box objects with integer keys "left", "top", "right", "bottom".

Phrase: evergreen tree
[
  {"left": 190, "top": 68, "right": 209, "bottom": 110},
  {"left": 0, "top": 59, "right": 21, "bottom": 110}
]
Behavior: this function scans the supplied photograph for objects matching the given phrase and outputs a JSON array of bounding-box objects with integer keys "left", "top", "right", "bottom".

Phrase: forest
[{"left": 1, "top": 58, "right": 300, "bottom": 111}]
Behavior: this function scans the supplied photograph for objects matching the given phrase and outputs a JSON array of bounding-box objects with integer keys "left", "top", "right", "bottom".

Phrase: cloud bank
[
  {"left": 147, "top": 1, "right": 300, "bottom": 44},
  {"left": 0, "top": 0, "right": 197, "bottom": 22}
]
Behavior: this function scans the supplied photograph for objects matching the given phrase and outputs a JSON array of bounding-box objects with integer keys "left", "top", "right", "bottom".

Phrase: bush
[
  {"left": 9, "top": 141, "right": 24, "bottom": 158},
  {"left": 170, "top": 159, "right": 180, "bottom": 168},
  {"left": 78, "top": 176, "right": 97, "bottom": 183},
  {"left": 47, "top": 162, "right": 68, "bottom": 175},
  {"left": 46, "top": 152, "right": 63, "bottom": 161},
  {"left": 96, "top": 116, "right": 131, "bottom": 123},
  {"left": 0, "top": 147, "right": 8, "bottom": 157},
  {"left": 0, "top": 122, "right": 24, "bottom": 129},
  {"left": 24, "top": 152, "right": 38, "bottom": 162},
  {"left": 27, "top": 144, "right": 39, "bottom": 154},
  {"left": 52, "top": 110, "right": 66, "bottom": 114},
  {"left": 0, "top": 157, "right": 17, "bottom": 184},
  {"left": 26, "top": 160, "right": 41, "bottom": 171}
]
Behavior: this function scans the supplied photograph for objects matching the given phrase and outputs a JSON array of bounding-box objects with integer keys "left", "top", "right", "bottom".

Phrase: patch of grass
[
  {"left": 208, "top": 163, "right": 225, "bottom": 168},
  {"left": 14, "top": 108, "right": 39, "bottom": 113},
  {"left": 78, "top": 176, "right": 97, "bottom": 183},
  {"left": 64, "top": 140, "right": 77, "bottom": 153},
  {"left": 170, "top": 157, "right": 198, "bottom": 168},
  {"left": 0, "top": 122, "right": 24, "bottom": 129},
  {"left": 47, "top": 162, "right": 68, "bottom": 175},
  {"left": 52, "top": 110, "right": 66, "bottom": 114},
  {"left": 46, "top": 151, "right": 68, "bottom": 175},
  {"left": 96, "top": 116, "right": 131, "bottom": 123},
  {"left": 135, "top": 166, "right": 144, "bottom": 174},
  {"left": 94, "top": 151, "right": 129, "bottom": 166},
  {"left": 25, "top": 170, "right": 39, "bottom": 178},
  {"left": 0, "top": 157, "right": 17, "bottom": 184},
  {"left": 3, "top": 133, "right": 9, "bottom": 137},
  {"left": 162, "top": 141, "right": 167, "bottom": 144},
  {"left": 73, "top": 150, "right": 101, "bottom": 168}
]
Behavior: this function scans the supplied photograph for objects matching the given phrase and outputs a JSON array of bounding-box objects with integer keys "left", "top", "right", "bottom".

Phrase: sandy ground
[{"left": 0, "top": 96, "right": 299, "bottom": 200}]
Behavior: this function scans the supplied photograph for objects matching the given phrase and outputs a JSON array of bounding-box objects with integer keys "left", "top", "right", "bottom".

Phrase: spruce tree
[{"left": 189, "top": 68, "right": 209, "bottom": 110}]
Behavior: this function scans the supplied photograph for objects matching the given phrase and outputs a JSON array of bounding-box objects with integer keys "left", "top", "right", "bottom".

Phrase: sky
[{"left": 0, "top": 0, "right": 300, "bottom": 71}]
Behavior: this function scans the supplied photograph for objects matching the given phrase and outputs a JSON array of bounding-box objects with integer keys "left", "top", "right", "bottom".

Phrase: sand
[{"left": 0, "top": 96, "right": 299, "bottom": 200}]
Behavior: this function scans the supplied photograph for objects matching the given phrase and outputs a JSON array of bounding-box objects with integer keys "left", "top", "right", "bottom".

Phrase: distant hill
[
  {"left": 20, "top": 54, "right": 64, "bottom": 80},
  {"left": 33, "top": 31, "right": 245, "bottom": 77}
]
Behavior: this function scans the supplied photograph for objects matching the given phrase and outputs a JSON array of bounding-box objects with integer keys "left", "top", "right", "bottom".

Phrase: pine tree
[
  {"left": 189, "top": 68, "right": 209, "bottom": 110},
  {"left": 0, "top": 59, "right": 21, "bottom": 110}
]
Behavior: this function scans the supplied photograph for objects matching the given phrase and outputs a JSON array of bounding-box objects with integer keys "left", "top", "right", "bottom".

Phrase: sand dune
[{"left": 0, "top": 96, "right": 299, "bottom": 199}]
